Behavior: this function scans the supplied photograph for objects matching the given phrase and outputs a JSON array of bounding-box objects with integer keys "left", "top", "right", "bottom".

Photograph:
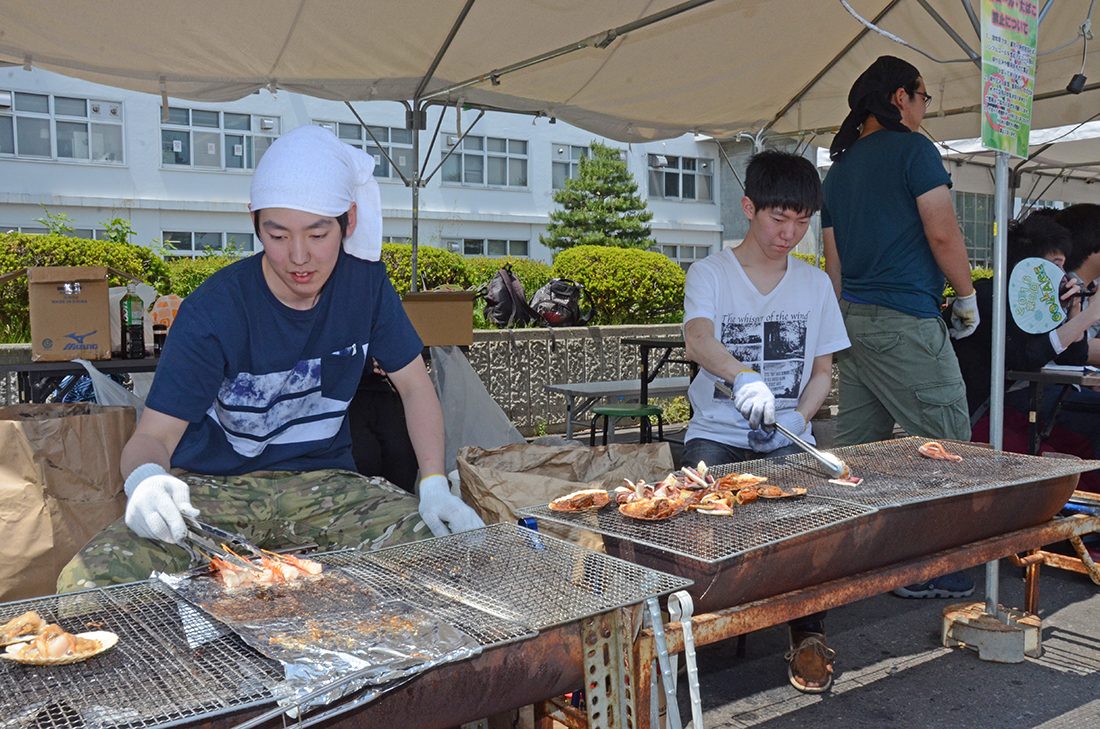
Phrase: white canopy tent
[{"left": 0, "top": 1, "right": 1097, "bottom": 144}]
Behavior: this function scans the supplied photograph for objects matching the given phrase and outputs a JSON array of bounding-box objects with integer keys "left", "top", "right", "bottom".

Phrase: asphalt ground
[{"left": 680, "top": 561, "right": 1100, "bottom": 729}]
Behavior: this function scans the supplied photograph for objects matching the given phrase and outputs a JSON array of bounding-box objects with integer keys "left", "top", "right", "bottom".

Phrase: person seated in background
[
  {"left": 348, "top": 358, "right": 419, "bottom": 493},
  {"left": 950, "top": 212, "right": 1100, "bottom": 492},
  {"left": 1055, "top": 204, "right": 1100, "bottom": 366},
  {"left": 682, "top": 150, "right": 850, "bottom": 694}
]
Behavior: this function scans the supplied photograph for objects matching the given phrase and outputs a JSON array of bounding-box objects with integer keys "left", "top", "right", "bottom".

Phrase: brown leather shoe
[{"left": 785, "top": 630, "right": 836, "bottom": 694}]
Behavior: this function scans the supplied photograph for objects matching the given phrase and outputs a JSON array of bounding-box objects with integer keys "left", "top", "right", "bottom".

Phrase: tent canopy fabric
[{"left": 1, "top": 0, "right": 1097, "bottom": 144}]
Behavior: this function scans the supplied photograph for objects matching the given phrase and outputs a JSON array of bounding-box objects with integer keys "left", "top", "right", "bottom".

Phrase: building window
[
  {"left": 162, "top": 231, "right": 256, "bottom": 256},
  {"left": 445, "top": 238, "right": 529, "bottom": 257},
  {"left": 552, "top": 144, "right": 589, "bottom": 189},
  {"left": 658, "top": 243, "right": 711, "bottom": 271},
  {"left": 7, "top": 225, "right": 105, "bottom": 238},
  {"left": 314, "top": 121, "right": 415, "bottom": 180},
  {"left": 0, "top": 90, "right": 124, "bottom": 162},
  {"left": 648, "top": 154, "right": 713, "bottom": 201},
  {"left": 162, "top": 107, "right": 277, "bottom": 169},
  {"left": 442, "top": 135, "right": 528, "bottom": 187},
  {"left": 955, "top": 191, "right": 993, "bottom": 267}
]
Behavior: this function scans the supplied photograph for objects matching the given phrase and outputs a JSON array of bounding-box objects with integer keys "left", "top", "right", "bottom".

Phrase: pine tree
[{"left": 540, "top": 142, "right": 655, "bottom": 251}]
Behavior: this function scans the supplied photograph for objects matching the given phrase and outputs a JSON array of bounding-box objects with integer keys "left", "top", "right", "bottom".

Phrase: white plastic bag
[
  {"left": 429, "top": 346, "right": 525, "bottom": 474},
  {"left": 75, "top": 358, "right": 145, "bottom": 422}
]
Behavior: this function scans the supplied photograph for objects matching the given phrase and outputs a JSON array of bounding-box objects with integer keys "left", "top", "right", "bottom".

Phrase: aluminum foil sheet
[{"left": 156, "top": 567, "right": 482, "bottom": 715}]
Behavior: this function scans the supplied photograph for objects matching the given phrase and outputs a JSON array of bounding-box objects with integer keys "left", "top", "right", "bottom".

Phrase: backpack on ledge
[
  {"left": 481, "top": 264, "right": 537, "bottom": 328},
  {"left": 529, "top": 278, "right": 595, "bottom": 327}
]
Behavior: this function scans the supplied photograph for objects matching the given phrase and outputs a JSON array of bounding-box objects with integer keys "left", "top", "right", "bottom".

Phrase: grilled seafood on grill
[
  {"left": 917, "top": 441, "right": 963, "bottom": 461},
  {"left": 0, "top": 610, "right": 47, "bottom": 646},
  {"left": 210, "top": 548, "right": 324, "bottom": 590},
  {"left": 548, "top": 488, "right": 611, "bottom": 512},
  {"left": 618, "top": 496, "right": 684, "bottom": 521},
  {"left": 756, "top": 485, "right": 808, "bottom": 499},
  {"left": 1, "top": 624, "right": 118, "bottom": 666},
  {"left": 713, "top": 473, "right": 768, "bottom": 490}
]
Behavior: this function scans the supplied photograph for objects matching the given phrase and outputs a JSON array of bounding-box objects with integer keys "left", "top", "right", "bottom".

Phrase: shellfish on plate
[{"left": 1, "top": 624, "right": 118, "bottom": 666}]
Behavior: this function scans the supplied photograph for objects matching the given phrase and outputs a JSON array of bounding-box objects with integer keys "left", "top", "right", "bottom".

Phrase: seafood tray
[
  {"left": 523, "top": 437, "right": 1097, "bottom": 612},
  {"left": 0, "top": 524, "right": 689, "bottom": 729}
]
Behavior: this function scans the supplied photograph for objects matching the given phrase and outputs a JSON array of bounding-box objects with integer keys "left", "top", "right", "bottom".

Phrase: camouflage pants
[{"left": 57, "top": 469, "right": 429, "bottom": 593}]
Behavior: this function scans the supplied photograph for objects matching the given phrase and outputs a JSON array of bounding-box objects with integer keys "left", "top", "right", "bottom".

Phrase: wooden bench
[{"left": 544, "top": 376, "right": 690, "bottom": 440}]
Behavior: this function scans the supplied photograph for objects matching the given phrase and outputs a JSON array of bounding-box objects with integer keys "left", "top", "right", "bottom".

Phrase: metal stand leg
[
  {"left": 645, "top": 597, "right": 682, "bottom": 729},
  {"left": 581, "top": 607, "right": 636, "bottom": 729},
  {"left": 667, "top": 592, "right": 703, "bottom": 729}
]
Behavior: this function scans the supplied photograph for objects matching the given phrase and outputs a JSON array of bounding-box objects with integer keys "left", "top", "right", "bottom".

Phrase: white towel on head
[{"left": 249, "top": 125, "right": 383, "bottom": 261}]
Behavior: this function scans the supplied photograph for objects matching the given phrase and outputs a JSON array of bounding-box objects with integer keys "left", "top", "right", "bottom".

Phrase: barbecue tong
[
  {"left": 713, "top": 379, "right": 848, "bottom": 479},
  {"left": 182, "top": 516, "right": 265, "bottom": 569}
]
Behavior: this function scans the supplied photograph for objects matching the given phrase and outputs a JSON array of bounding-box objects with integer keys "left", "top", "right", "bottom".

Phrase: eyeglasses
[{"left": 915, "top": 90, "right": 933, "bottom": 107}]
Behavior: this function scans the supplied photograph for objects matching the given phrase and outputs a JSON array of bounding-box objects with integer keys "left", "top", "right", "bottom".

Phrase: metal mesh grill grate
[
  {"left": 344, "top": 523, "right": 691, "bottom": 630},
  {"left": 748, "top": 437, "right": 1100, "bottom": 507},
  {"left": 0, "top": 525, "right": 686, "bottom": 728},
  {"left": 523, "top": 437, "right": 1100, "bottom": 564},
  {"left": 0, "top": 582, "right": 280, "bottom": 729},
  {"left": 523, "top": 496, "right": 872, "bottom": 564}
]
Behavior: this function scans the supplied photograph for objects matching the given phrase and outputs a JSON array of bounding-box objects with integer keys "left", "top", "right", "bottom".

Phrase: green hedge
[
  {"left": 465, "top": 256, "right": 553, "bottom": 297},
  {"left": 380, "top": 243, "right": 470, "bottom": 296},
  {"left": 551, "top": 245, "right": 685, "bottom": 325},
  {"left": 0, "top": 232, "right": 172, "bottom": 342},
  {"left": 166, "top": 256, "right": 240, "bottom": 297}
]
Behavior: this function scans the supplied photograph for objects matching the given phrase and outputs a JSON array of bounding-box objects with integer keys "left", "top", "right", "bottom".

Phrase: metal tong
[
  {"left": 182, "top": 516, "right": 264, "bottom": 569},
  {"left": 714, "top": 379, "right": 848, "bottom": 479}
]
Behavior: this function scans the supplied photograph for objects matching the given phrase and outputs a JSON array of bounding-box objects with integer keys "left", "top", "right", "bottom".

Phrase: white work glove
[
  {"left": 417, "top": 474, "right": 485, "bottom": 537},
  {"left": 747, "top": 411, "right": 807, "bottom": 453},
  {"left": 123, "top": 464, "right": 199, "bottom": 544},
  {"left": 949, "top": 291, "right": 980, "bottom": 340},
  {"left": 731, "top": 370, "right": 775, "bottom": 430}
]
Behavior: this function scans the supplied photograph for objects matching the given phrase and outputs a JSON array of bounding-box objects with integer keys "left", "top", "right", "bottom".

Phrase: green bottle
[{"left": 120, "top": 285, "right": 145, "bottom": 359}]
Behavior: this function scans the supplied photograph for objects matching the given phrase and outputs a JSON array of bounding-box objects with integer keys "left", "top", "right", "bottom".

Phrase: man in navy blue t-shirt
[
  {"left": 822, "top": 56, "right": 978, "bottom": 603},
  {"left": 58, "top": 126, "right": 483, "bottom": 591}
]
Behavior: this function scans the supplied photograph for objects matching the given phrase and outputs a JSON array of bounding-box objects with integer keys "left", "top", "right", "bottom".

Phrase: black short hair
[
  {"left": 1055, "top": 203, "right": 1100, "bottom": 272},
  {"left": 1007, "top": 213, "right": 1072, "bottom": 268},
  {"left": 251, "top": 210, "right": 351, "bottom": 240},
  {"left": 744, "top": 150, "right": 821, "bottom": 215}
]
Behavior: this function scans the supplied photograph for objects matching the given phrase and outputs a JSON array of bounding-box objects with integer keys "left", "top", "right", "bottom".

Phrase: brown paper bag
[
  {"left": 0, "top": 403, "right": 134, "bottom": 600},
  {"left": 457, "top": 442, "right": 675, "bottom": 549}
]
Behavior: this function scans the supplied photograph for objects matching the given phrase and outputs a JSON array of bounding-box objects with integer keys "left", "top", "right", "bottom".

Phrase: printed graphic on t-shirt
[
  {"left": 207, "top": 344, "right": 364, "bottom": 458},
  {"left": 714, "top": 312, "right": 807, "bottom": 405}
]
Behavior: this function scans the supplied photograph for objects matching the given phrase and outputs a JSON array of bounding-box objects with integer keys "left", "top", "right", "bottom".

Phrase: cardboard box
[
  {"left": 402, "top": 290, "right": 477, "bottom": 347},
  {"left": 28, "top": 266, "right": 112, "bottom": 361}
]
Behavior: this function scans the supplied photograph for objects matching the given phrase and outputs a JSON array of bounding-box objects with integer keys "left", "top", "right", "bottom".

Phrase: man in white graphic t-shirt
[{"left": 682, "top": 150, "right": 849, "bottom": 693}]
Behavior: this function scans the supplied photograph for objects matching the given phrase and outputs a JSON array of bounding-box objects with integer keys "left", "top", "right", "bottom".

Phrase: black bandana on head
[{"left": 829, "top": 55, "right": 921, "bottom": 161}]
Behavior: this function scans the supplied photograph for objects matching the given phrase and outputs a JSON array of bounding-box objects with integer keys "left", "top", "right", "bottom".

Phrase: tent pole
[
  {"left": 985, "top": 151, "right": 1011, "bottom": 615},
  {"left": 410, "top": 101, "right": 423, "bottom": 292}
]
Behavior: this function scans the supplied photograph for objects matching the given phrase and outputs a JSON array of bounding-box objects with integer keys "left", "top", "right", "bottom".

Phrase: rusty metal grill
[
  {"left": 522, "top": 496, "right": 872, "bottom": 563},
  {"left": 522, "top": 437, "right": 1100, "bottom": 565},
  {"left": 0, "top": 524, "right": 687, "bottom": 729},
  {"left": 0, "top": 582, "right": 280, "bottom": 729}
]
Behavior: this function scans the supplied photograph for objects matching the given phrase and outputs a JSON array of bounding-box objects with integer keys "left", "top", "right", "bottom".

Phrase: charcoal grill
[
  {"left": 523, "top": 437, "right": 1098, "bottom": 612},
  {"left": 0, "top": 524, "right": 690, "bottom": 729}
]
